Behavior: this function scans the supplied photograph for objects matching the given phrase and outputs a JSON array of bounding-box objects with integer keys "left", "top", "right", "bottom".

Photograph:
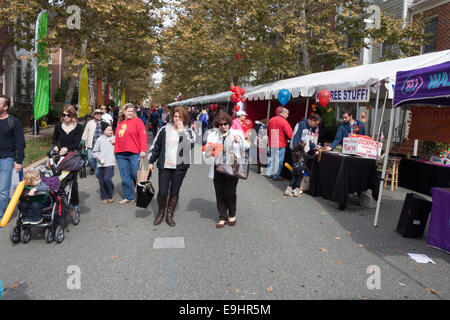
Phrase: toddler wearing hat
[{"left": 92, "top": 121, "right": 116, "bottom": 204}]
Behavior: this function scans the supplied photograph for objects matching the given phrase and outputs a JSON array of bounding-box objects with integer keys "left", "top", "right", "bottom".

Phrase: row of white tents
[{"left": 169, "top": 50, "right": 450, "bottom": 227}]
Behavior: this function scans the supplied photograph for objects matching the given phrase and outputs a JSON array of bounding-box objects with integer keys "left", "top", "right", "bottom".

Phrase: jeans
[
  {"left": 19, "top": 201, "right": 48, "bottom": 221},
  {"left": 87, "top": 148, "right": 98, "bottom": 174},
  {"left": 98, "top": 166, "right": 115, "bottom": 200},
  {"left": 158, "top": 168, "right": 187, "bottom": 199},
  {"left": 0, "top": 157, "right": 15, "bottom": 219},
  {"left": 115, "top": 153, "right": 140, "bottom": 200},
  {"left": 266, "top": 147, "right": 285, "bottom": 179}
]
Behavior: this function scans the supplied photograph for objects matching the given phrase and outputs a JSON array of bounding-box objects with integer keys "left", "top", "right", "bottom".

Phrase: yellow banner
[
  {"left": 78, "top": 64, "right": 90, "bottom": 118},
  {"left": 121, "top": 88, "right": 126, "bottom": 107}
]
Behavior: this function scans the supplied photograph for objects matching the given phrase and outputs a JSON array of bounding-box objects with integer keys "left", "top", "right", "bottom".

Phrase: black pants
[
  {"left": 213, "top": 169, "right": 239, "bottom": 221},
  {"left": 151, "top": 122, "right": 158, "bottom": 136},
  {"left": 289, "top": 173, "right": 304, "bottom": 189},
  {"left": 98, "top": 166, "right": 115, "bottom": 200},
  {"left": 158, "top": 168, "right": 187, "bottom": 199}
]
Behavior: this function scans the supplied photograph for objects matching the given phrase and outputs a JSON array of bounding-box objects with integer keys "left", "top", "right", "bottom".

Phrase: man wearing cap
[
  {"left": 82, "top": 109, "right": 103, "bottom": 175},
  {"left": 266, "top": 107, "right": 293, "bottom": 181},
  {"left": 232, "top": 110, "right": 249, "bottom": 139}
]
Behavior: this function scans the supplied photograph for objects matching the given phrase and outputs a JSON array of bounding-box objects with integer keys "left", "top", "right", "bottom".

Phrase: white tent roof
[{"left": 169, "top": 50, "right": 450, "bottom": 106}]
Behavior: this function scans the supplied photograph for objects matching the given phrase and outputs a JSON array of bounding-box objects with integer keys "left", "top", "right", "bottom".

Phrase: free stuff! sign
[{"left": 316, "top": 87, "right": 370, "bottom": 103}]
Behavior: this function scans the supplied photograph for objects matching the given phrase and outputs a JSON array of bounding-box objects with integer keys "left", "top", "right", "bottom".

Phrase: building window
[
  {"left": 423, "top": 16, "right": 438, "bottom": 54},
  {"left": 381, "top": 41, "right": 392, "bottom": 57}
]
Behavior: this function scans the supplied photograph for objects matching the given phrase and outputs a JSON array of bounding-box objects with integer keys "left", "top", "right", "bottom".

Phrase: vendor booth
[{"left": 374, "top": 60, "right": 450, "bottom": 253}]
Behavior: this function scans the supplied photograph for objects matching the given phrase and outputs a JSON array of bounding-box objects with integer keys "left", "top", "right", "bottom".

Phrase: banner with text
[
  {"left": 409, "top": 106, "right": 450, "bottom": 143},
  {"left": 316, "top": 87, "right": 370, "bottom": 103}
]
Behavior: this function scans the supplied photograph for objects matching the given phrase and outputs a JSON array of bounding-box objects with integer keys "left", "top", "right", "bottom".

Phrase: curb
[{"left": 24, "top": 156, "right": 49, "bottom": 172}]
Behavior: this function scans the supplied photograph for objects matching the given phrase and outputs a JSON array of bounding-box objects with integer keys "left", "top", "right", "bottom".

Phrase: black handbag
[{"left": 136, "top": 171, "right": 155, "bottom": 208}]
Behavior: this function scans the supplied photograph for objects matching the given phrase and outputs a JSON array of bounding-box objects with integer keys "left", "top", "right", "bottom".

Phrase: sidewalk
[{"left": 24, "top": 125, "right": 55, "bottom": 142}]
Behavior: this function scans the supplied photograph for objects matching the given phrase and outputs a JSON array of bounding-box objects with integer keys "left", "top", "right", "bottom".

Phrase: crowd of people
[{"left": 0, "top": 91, "right": 366, "bottom": 230}]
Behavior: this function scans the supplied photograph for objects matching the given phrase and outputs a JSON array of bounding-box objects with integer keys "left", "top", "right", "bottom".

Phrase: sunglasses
[
  {"left": 62, "top": 113, "right": 71, "bottom": 117},
  {"left": 218, "top": 123, "right": 229, "bottom": 127}
]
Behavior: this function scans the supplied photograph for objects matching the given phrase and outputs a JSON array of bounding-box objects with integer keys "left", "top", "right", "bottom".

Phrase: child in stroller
[{"left": 10, "top": 149, "right": 82, "bottom": 244}]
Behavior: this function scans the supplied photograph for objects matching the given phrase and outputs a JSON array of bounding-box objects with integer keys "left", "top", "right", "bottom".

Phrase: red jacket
[
  {"left": 267, "top": 115, "right": 293, "bottom": 148},
  {"left": 114, "top": 117, "right": 147, "bottom": 154}
]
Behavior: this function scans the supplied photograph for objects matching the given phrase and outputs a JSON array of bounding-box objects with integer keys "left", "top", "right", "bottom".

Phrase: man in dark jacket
[
  {"left": 290, "top": 114, "right": 321, "bottom": 154},
  {"left": 150, "top": 108, "right": 159, "bottom": 136},
  {"left": 0, "top": 95, "right": 25, "bottom": 219},
  {"left": 327, "top": 110, "right": 366, "bottom": 150}
]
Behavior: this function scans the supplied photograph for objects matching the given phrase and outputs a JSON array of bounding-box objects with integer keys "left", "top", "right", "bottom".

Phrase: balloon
[
  {"left": 278, "top": 89, "right": 291, "bottom": 106},
  {"left": 318, "top": 89, "right": 331, "bottom": 107},
  {"left": 240, "top": 97, "right": 246, "bottom": 103},
  {"left": 239, "top": 88, "right": 246, "bottom": 96},
  {"left": 234, "top": 105, "right": 240, "bottom": 112},
  {"left": 235, "top": 53, "right": 242, "bottom": 61},
  {"left": 244, "top": 119, "right": 253, "bottom": 130},
  {"left": 231, "top": 94, "right": 238, "bottom": 103},
  {"left": 209, "top": 104, "right": 214, "bottom": 111},
  {"left": 230, "top": 85, "right": 236, "bottom": 92}
]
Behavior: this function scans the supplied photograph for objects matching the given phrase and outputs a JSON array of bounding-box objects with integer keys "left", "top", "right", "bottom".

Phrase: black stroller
[{"left": 10, "top": 149, "right": 84, "bottom": 244}]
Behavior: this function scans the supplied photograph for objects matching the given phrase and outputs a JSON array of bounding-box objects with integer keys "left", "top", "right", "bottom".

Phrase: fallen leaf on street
[
  {"left": 315, "top": 206, "right": 321, "bottom": 208},
  {"left": 333, "top": 260, "right": 340, "bottom": 264},
  {"left": 426, "top": 288, "right": 439, "bottom": 296},
  {"left": 225, "top": 290, "right": 229, "bottom": 294},
  {"left": 107, "top": 229, "right": 115, "bottom": 233},
  {"left": 398, "top": 282, "right": 407, "bottom": 287},
  {"left": 9, "top": 283, "right": 20, "bottom": 289},
  {"left": 335, "top": 237, "right": 341, "bottom": 240},
  {"left": 361, "top": 296, "right": 368, "bottom": 300},
  {"left": 266, "top": 286, "right": 273, "bottom": 292},
  {"left": 270, "top": 200, "right": 276, "bottom": 202},
  {"left": 320, "top": 248, "right": 328, "bottom": 253},
  {"left": 235, "top": 289, "right": 240, "bottom": 293},
  {"left": 321, "top": 212, "right": 329, "bottom": 215},
  {"left": 111, "top": 256, "right": 118, "bottom": 259},
  {"left": 358, "top": 244, "right": 365, "bottom": 248},
  {"left": 268, "top": 234, "right": 275, "bottom": 238},
  {"left": 296, "top": 225, "right": 300, "bottom": 228},
  {"left": 252, "top": 202, "right": 257, "bottom": 206},
  {"left": 346, "top": 232, "right": 351, "bottom": 235}
]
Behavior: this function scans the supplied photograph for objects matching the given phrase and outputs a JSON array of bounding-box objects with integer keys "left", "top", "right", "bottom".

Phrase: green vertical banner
[{"left": 33, "top": 10, "right": 49, "bottom": 120}]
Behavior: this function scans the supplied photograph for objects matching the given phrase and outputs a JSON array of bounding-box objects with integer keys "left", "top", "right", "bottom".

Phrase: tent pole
[
  {"left": 305, "top": 98, "right": 309, "bottom": 118},
  {"left": 372, "top": 85, "right": 381, "bottom": 139},
  {"left": 373, "top": 104, "right": 396, "bottom": 227},
  {"left": 376, "top": 91, "right": 389, "bottom": 141},
  {"left": 266, "top": 100, "right": 271, "bottom": 119}
]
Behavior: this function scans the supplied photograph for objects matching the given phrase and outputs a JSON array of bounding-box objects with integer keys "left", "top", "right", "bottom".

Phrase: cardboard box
[{"left": 342, "top": 136, "right": 382, "bottom": 159}]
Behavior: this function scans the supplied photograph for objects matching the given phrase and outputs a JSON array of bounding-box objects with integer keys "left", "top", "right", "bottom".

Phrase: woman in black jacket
[
  {"left": 148, "top": 106, "right": 195, "bottom": 226},
  {"left": 52, "top": 105, "right": 84, "bottom": 210}
]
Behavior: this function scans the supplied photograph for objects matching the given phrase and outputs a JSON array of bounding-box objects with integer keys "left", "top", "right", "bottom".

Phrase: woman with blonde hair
[
  {"left": 148, "top": 106, "right": 195, "bottom": 226},
  {"left": 52, "top": 105, "right": 84, "bottom": 210},
  {"left": 114, "top": 103, "right": 148, "bottom": 204}
]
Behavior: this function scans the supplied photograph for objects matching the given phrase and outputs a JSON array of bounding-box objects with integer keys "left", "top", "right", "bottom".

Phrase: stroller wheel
[
  {"left": 55, "top": 225, "right": 64, "bottom": 244},
  {"left": 10, "top": 226, "right": 21, "bottom": 244},
  {"left": 22, "top": 228, "right": 31, "bottom": 244},
  {"left": 45, "top": 228, "right": 54, "bottom": 243},
  {"left": 72, "top": 209, "right": 80, "bottom": 225}
]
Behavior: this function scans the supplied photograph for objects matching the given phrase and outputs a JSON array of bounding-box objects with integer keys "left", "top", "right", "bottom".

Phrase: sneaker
[
  {"left": 22, "top": 217, "right": 31, "bottom": 224},
  {"left": 30, "top": 218, "right": 43, "bottom": 225}
]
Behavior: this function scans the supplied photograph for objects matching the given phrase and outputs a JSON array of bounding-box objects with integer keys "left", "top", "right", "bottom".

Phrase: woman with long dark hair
[{"left": 148, "top": 106, "right": 195, "bottom": 226}]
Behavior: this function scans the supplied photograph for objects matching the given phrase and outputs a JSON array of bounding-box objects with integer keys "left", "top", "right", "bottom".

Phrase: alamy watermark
[
  {"left": 66, "top": 265, "right": 81, "bottom": 290},
  {"left": 366, "top": 265, "right": 381, "bottom": 290},
  {"left": 66, "top": 5, "right": 81, "bottom": 30}
]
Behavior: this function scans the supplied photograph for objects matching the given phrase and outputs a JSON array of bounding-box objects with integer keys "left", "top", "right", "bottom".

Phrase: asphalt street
[{"left": 0, "top": 132, "right": 449, "bottom": 300}]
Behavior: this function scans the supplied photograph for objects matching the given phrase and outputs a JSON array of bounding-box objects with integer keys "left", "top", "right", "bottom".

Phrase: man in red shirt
[{"left": 266, "top": 107, "right": 293, "bottom": 180}]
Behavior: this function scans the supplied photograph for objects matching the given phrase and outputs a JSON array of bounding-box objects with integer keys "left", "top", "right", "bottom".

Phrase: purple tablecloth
[{"left": 428, "top": 188, "right": 450, "bottom": 254}]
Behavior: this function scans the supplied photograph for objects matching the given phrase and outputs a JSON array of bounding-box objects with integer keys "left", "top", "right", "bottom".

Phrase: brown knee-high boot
[
  {"left": 166, "top": 195, "right": 179, "bottom": 227},
  {"left": 154, "top": 196, "right": 167, "bottom": 225}
]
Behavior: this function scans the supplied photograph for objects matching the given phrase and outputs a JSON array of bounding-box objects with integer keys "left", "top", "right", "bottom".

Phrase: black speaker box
[{"left": 396, "top": 193, "right": 432, "bottom": 238}]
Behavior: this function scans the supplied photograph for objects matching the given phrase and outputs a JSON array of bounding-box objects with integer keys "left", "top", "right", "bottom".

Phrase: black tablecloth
[
  {"left": 310, "top": 151, "right": 380, "bottom": 209},
  {"left": 398, "top": 158, "right": 450, "bottom": 196}
]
